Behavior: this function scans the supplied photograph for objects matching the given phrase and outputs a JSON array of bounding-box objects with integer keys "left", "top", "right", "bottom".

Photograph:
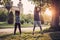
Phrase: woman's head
[{"left": 15, "top": 10, "right": 20, "bottom": 16}]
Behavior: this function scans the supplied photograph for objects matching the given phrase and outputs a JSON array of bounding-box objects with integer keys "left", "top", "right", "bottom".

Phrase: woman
[{"left": 14, "top": 10, "right": 21, "bottom": 35}]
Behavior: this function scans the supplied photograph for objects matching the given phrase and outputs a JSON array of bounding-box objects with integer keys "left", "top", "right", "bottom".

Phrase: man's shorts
[{"left": 34, "top": 21, "right": 41, "bottom": 27}]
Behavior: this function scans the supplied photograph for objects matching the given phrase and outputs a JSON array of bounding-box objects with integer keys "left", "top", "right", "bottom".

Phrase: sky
[{"left": 11, "top": 0, "right": 35, "bottom": 14}]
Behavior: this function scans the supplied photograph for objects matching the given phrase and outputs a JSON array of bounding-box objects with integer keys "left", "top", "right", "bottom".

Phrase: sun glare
[
  {"left": 22, "top": 0, "right": 35, "bottom": 14},
  {"left": 45, "top": 8, "right": 52, "bottom": 16},
  {"left": 11, "top": 0, "right": 35, "bottom": 14}
]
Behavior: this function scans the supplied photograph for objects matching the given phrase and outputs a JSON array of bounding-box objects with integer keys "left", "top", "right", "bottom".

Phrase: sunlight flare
[{"left": 45, "top": 8, "right": 52, "bottom": 16}]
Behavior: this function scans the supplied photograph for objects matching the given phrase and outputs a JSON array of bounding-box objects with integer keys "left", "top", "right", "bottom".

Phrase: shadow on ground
[
  {"left": 49, "top": 32, "right": 60, "bottom": 40},
  {"left": 0, "top": 32, "right": 49, "bottom": 40},
  {"left": 0, "top": 34, "right": 13, "bottom": 40}
]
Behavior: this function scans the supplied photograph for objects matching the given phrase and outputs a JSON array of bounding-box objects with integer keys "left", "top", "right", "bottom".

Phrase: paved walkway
[{"left": 0, "top": 26, "right": 50, "bottom": 34}]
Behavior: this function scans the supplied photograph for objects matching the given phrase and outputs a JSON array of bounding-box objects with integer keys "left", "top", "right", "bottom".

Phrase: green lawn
[
  {"left": 0, "top": 22, "right": 33, "bottom": 29},
  {"left": 0, "top": 22, "right": 50, "bottom": 29},
  {"left": 0, "top": 32, "right": 60, "bottom": 40}
]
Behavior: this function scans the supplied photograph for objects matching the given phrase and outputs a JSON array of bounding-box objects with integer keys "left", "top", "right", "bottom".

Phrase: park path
[{"left": 0, "top": 26, "right": 50, "bottom": 35}]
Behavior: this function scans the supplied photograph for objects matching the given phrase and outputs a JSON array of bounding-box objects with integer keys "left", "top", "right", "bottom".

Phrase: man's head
[{"left": 37, "top": 7, "right": 40, "bottom": 11}]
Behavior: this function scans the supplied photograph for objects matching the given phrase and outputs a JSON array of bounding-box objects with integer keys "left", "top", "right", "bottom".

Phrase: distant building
[
  {"left": 0, "top": 0, "right": 23, "bottom": 14},
  {"left": 18, "top": 0, "right": 23, "bottom": 14}
]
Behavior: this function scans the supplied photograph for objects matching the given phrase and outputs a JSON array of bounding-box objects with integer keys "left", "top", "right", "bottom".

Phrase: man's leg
[
  {"left": 37, "top": 21, "right": 43, "bottom": 34},
  {"left": 33, "top": 21, "right": 36, "bottom": 35},
  {"left": 14, "top": 23, "right": 17, "bottom": 35},
  {"left": 18, "top": 23, "right": 21, "bottom": 35}
]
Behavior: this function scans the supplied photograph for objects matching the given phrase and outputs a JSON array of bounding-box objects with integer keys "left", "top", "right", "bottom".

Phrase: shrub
[{"left": 0, "top": 12, "right": 7, "bottom": 22}]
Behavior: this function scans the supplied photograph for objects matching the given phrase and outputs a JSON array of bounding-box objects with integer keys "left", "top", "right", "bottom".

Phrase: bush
[
  {"left": 0, "top": 12, "right": 7, "bottom": 22},
  {"left": 20, "top": 14, "right": 34, "bottom": 24},
  {"left": 20, "top": 19, "right": 25, "bottom": 24}
]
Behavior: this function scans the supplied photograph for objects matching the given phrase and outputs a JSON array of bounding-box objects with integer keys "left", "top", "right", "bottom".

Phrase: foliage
[
  {"left": 0, "top": 0, "right": 13, "bottom": 24},
  {"left": 0, "top": 10, "right": 7, "bottom": 22},
  {"left": 20, "top": 19, "right": 25, "bottom": 24},
  {"left": 29, "top": 0, "right": 52, "bottom": 7},
  {"left": 0, "top": 0, "right": 12, "bottom": 9},
  {"left": 0, "top": 0, "right": 11, "bottom": 5},
  {"left": 20, "top": 14, "right": 34, "bottom": 24},
  {"left": 25, "top": 14, "right": 34, "bottom": 23},
  {"left": 20, "top": 14, "right": 25, "bottom": 24}
]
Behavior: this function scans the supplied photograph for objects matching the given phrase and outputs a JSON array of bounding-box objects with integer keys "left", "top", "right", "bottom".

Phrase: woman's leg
[
  {"left": 14, "top": 23, "right": 17, "bottom": 35},
  {"left": 18, "top": 23, "right": 21, "bottom": 35}
]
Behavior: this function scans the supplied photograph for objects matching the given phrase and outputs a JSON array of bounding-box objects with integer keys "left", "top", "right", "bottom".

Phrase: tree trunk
[
  {"left": 7, "top": 10, "right": 14, "bottom": 24},
  {"left": 7, "top": 10, "right": 10, "bottom": 24},
  {"left": 50, "top": 0, "right": 60, "bottom": 31}
]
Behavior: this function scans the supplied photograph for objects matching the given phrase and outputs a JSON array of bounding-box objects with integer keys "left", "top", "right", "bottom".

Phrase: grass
[
  {"left": 0, "top": 25, "right": 60, "bottom": 40},
  {"left": 0, "top": 22, "right": 50, "bottom": 29},
  {"left": 0, "top": 22, "right": 33, "bottom": 29},
  {"left": 0, "top": 32, "right": 60, "bottom": 40},
  {"left": 0, "top": 22, "right": 14, "bottom": 28},
  {"left": 0, "top": 32, "right": 50, "bottom": 40}
]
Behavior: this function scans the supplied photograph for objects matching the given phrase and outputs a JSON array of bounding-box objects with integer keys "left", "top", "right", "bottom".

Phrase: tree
[
  {"left": 20, "top": 14, "right": 25, "bottom": 24},
  {"left": 30, "top": 0, "right": 60, "bottom": 31},
  {"left": 8, "top": 11, "right": 14, "bottom": 24},
  {"left": 26, "top": 14, "right": 33, "bottom": 23},
  {"left": 50, "top": 0, "right": 60, "bottom": 31},
  {"left": 20, "top": 14, "right": 34, "bottom": 24},
  {"left": 0, "top": 0, "right": 13, "bottom": 24},
  {"left": 29, "top": 0, "right": 52, "bottom": 7}
]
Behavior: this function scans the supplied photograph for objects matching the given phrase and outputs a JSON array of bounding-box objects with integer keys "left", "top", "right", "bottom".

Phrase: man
[{"left": 33, "top": 6, "right": 43, "bottom": 35}]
